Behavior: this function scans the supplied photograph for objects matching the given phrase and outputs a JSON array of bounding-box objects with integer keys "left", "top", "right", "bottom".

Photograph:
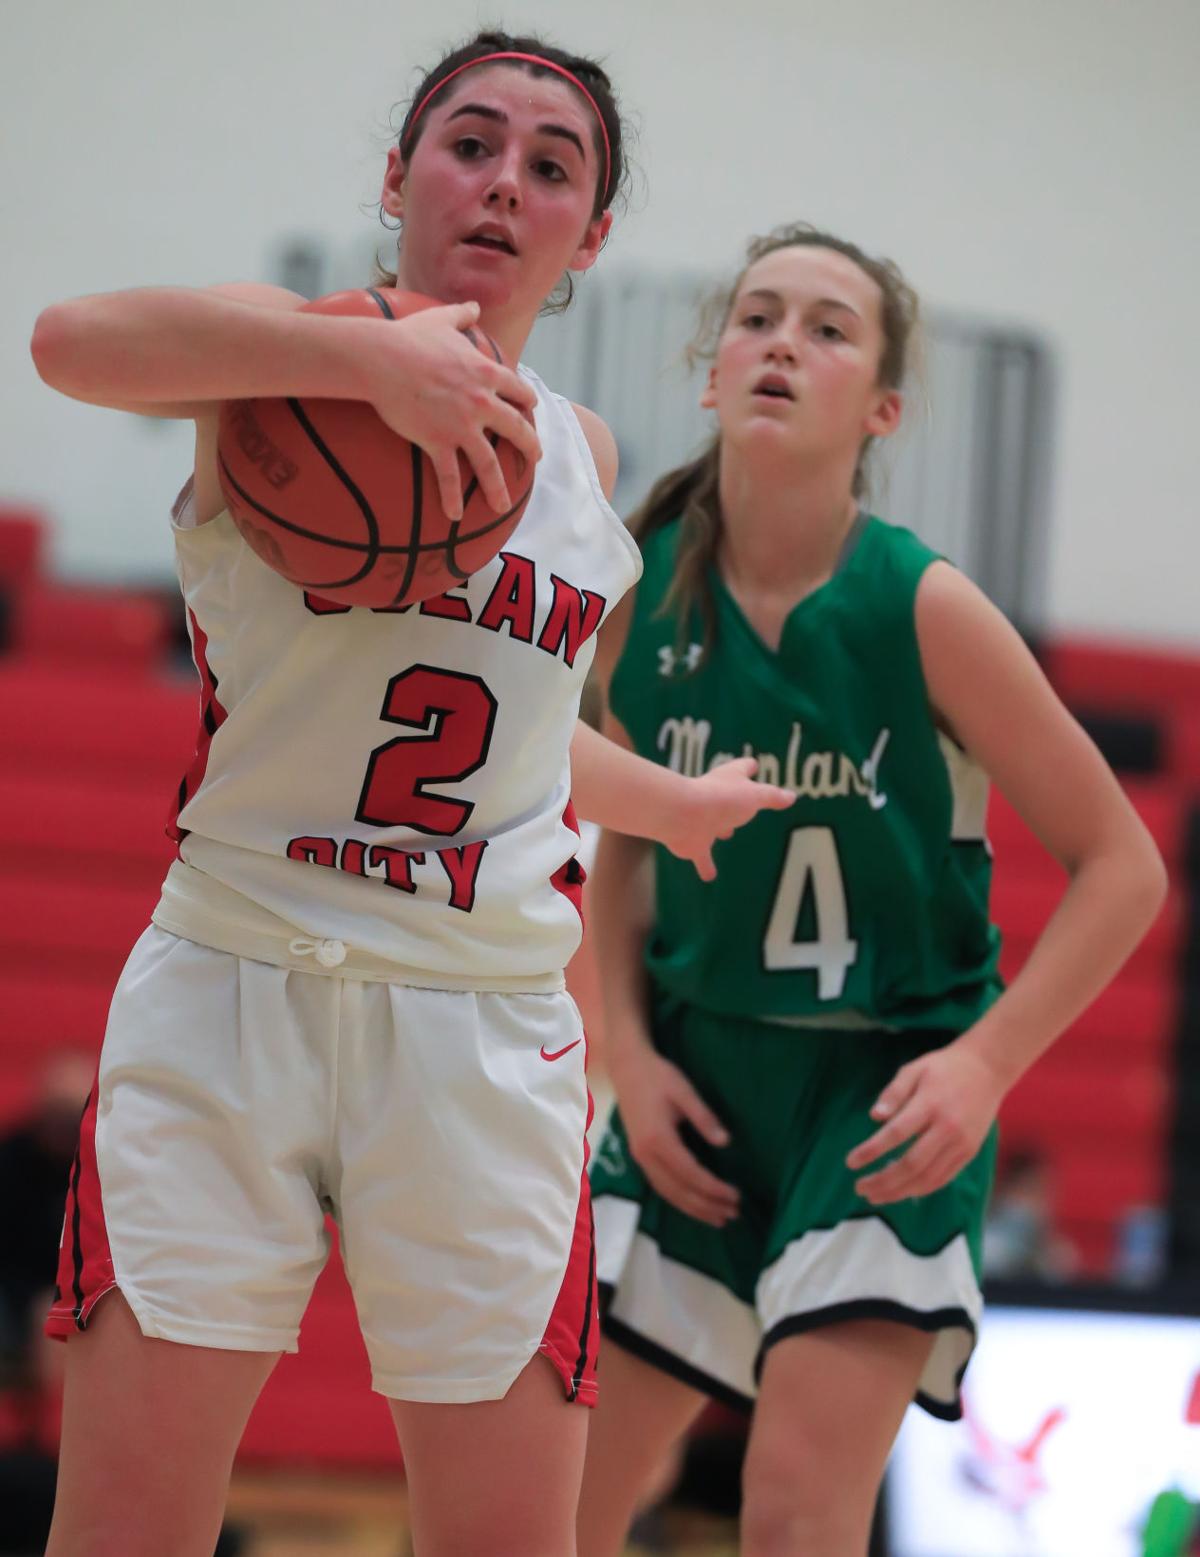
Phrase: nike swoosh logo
[{"left": 539, "top": 1039, "right": 582, "bottom": 1062}]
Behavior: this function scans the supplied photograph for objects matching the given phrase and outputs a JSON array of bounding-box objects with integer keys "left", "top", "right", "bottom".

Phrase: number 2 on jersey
[
  {"left": 356, "top": 665, "right": 497, "bottom": 835},
  {"left": 763, "top": 827, "right": 858, "bottom": 999}
]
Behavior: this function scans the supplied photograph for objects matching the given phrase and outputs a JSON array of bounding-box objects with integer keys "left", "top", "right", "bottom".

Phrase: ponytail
[{"left": 627, "top": 438, "right": 722, "bottom": 667}]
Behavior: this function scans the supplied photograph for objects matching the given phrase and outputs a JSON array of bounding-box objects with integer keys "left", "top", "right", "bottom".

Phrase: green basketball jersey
[{"left": 609, "top": 513, "right": 1003, "bottom": 1032}]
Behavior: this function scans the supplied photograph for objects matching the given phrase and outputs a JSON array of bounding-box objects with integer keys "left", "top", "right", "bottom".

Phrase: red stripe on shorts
[
  {"left": 539, "top": 1076, "right": 599, "bottom": 1405},
  {"left": 45, "top": 1083, "right": 117, "bottom": 1340}
]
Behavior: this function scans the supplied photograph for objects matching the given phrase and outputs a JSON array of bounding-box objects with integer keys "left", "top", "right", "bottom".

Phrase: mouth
[
  {"left": 462, "top": 225, "right": 518, "bottom": 256},
  {"left": 752, "top": 373, "right": 795, "bottom": 402}
]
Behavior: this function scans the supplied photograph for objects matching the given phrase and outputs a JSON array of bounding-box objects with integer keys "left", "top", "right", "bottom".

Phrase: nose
[
  {"left": 765, "top": 329, "right": 798, "bottom": 365},
  {"left": 484, "top": 149, "right": 523, "bottom": 212}
]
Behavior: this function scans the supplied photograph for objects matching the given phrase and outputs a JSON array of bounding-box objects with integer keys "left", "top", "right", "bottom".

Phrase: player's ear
[
  {"left": 568, "top": 209, "right": 613, "bottom": 274},
  {"left": 699, "top": 363, "right": 718, "bottom": 411},
  {"left": 865, "top": 387, "right": 902, "bottom": 440},
  {"left": 381, "top": 147, "right": 407, "bottom": 221}
]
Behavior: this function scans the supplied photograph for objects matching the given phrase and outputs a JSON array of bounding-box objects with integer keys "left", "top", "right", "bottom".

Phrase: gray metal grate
[{"left": 522, "top": 270, "right": 1054, "bottom": 630}]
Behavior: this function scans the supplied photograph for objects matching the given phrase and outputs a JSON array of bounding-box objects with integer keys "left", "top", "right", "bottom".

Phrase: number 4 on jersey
[{"left": 762, "top": 826, "right": 858, "bottom": 1000}]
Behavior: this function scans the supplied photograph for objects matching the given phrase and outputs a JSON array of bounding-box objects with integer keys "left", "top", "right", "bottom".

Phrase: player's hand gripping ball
[{"left": 216, "top": 289, "right": 536, "bottom": 608}]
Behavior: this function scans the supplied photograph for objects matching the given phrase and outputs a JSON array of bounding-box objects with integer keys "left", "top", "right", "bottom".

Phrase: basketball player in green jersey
[{"left": 578, "top": 225, "right": 1167, "bottom": 1557}]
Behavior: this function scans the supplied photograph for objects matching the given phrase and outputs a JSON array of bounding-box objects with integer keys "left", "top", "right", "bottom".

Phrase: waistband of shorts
[
  {"left": 151, "top": 860, "right": 566, "bottom": 993},
  {"left": 757, "top": 1009, "right": 899, "bottom": 1034}
]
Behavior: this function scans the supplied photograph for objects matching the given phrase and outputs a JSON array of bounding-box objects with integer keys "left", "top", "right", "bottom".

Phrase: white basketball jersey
[{"left": 153, "top": 369, "right": 641, "bottom": 990}]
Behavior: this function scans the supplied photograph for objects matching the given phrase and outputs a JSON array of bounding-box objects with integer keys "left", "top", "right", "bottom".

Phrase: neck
[
  {"left": 391, "top": 261, "right": 536, "bottom": 367},
  {"left": 477, "top": 312, "right": 535, "bottom": 367},
  {"left": 716, "top": 442, "right": 861, "bottom": 598}
]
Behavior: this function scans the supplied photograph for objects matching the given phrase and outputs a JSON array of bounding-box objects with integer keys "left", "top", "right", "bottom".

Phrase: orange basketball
[{"left": 216, "top": 289, "right": 535, "bottom": 609}]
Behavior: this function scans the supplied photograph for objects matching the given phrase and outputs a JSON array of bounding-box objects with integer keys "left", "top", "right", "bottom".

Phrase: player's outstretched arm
[
  {"left": 30, "top": 286, "right": 539, "bottom": 519},
  {"left": 848, "top": 562, "right": 1168, "bottom": 1206},
  {"left": 31, "top": 284, "right": 313, "bottom": 416},
  {"left": 571, "top": 719, "right": 794, "bottom": 881}
]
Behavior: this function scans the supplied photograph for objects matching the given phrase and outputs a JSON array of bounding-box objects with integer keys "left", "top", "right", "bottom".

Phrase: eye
[
  {"left": 453, "top": 136, "right": 489, "bottom": 161},
  {"left": 815, "top": 321, "right": 847, "bottom": 342},
  {"left": 532, "top": 158, "right": 568, "bottom": 183},
  {"left": 740, "top": 311, "right": 771, "bottom": 330}
]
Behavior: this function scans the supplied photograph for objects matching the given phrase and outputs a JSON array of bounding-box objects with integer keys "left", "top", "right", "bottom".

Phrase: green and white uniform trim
[{"left": 592, "top": 514, "right": 1001, "bottom": 1419}]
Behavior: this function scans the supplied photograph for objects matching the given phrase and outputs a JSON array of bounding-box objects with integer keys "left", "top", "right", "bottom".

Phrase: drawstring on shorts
[{"left": 288, "top": 937, "right": 348, "bottom": 969}]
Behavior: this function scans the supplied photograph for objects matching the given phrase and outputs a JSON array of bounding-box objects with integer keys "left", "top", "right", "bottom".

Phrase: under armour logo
[{"left": 657, "top": 643, "right": 704, "bottom": 677}]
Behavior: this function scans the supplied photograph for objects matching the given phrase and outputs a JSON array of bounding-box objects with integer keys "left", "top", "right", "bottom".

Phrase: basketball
[{"left": 215, "top": 288, "right": 535, "bottom": 609}]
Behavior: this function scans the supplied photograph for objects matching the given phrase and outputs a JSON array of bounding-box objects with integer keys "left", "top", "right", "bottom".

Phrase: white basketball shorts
[{"left": 47, "top": 927, "right": 600, "bottom": 1405}]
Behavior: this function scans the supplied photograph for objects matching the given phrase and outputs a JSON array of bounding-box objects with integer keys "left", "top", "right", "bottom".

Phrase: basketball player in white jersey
[{"left": 29, "top": 33, "right": 794, "bottom": 1557}]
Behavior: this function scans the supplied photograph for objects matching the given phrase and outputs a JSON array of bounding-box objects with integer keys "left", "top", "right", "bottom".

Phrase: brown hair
[
  {"left": 375, "top": 29, "right": 630, "bottom": 313},
  {"left": 630, "top": 223, "right": 920, "bottom": 659}
]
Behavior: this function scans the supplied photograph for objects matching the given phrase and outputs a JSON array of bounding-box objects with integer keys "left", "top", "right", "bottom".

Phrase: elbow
[
  {"left": 30, "top": 300, "right": 92, "bottom": 393},
  {"left": 1069, "top": 823, "right": 1169, "bottom": 933},
  {"left": 1122, "top": 830, "right": 1170, "bottom": 932},
  {"left": 31, "top": 304, "right": 71, "bottom": 388},
  {"left": 1141, "top": 841, "right": 1170, "bottom": 921}
]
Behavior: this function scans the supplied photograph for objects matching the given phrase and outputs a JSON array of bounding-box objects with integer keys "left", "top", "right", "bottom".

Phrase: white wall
[{"left": 4, "top": 0, "right": 1197, "bottom": 641}]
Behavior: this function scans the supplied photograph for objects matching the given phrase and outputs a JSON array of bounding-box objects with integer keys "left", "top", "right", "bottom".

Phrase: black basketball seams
[
  {"left": 463, "top": 325, "right": 503, "bottom": 365},
  {"left": 286, "top": 399, "right": 383, "bottom": 560},
  {"left": 442, "top": 520, "right": 470, "bottom": 581},
  {"left": 385, "top": 444, "right": 425, "bottom": 606},
  {"left": 222, "top": 449, "right": 530, "bottom": 558},
  {"left": 218, "top": 454, "right": 380, "bottom": 589},
  {"left": 221, "top": 342, "right": 533, "bottom": 599},
  {"left": 366, "top": 288, "right": 396, "bottom": 320},
  {"left": 450, "top": 478, "right": 534, "bottom": 552}
]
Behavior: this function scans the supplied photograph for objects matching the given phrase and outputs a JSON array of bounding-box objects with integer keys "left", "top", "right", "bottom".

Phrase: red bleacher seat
[
  {"left": 11, "top": 583, "right": 173, "bottom": 669},
  {"left": 0, "top": 663, "right": 197, "bottom": 784},
  {"left": 1043, "top": 638, "right": 1200, "bottom": 713},
  {"left": 0, "top": 970, "right": 112, "bottom": 1050},
  {"left": 0, "top": 772, "right": 176, "bottom": 884},
  {"left": 1169, "top": 710, "right": 1200, "bottom": 786},
  {"left": 1060, "top": 1219, "right": 1114, "bottom": 1272},
  {"left": 0, "top": 508, "right": 47, "bottom": 587},
  {"left": 1053, "top": 1146, "right": 1165, "bottom": 1220},
  {"left": 987, "top": 757, "right": 1187, "bottom": 1280},
  {"left": 0, "top": 875, "right": 158, "bottom": 959},
  {"left": 1044, "top": 976, "right": 1175, "bottom": 1063},
  {"left": 1000, "top": 1064, "right": 1168, "bottom": 1147}
]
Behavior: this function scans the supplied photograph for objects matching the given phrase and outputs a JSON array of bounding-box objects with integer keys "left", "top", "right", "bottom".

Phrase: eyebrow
[
  {"left": 742, "top": 287, "right": 862, "bottom": 320},
  {"left": 445, "top": 102, "right": 588, "bottom": 163}
]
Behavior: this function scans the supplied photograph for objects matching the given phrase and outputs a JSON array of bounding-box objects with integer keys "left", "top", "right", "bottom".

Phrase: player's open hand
[
  {"left": 846, "top": 1041, "right": 1007, "bottom": 1205},
  {"left": 613, "top": 1047, "right": 740, "bottom": 1228},
  {"left": 661, "top": 756, "right": 795, "bottom": 881},
  {"left": 366, "top": 300, "right": 542, "bottom": 520}
]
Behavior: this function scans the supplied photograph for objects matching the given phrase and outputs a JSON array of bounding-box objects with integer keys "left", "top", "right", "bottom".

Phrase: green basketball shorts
[{"left": 591, "top": 1004, "right": 997, "bottom": 1419}]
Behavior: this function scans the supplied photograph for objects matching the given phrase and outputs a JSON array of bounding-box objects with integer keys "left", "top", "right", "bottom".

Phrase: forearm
[
  {"left": 571, "top": 718, "right": 686, "bottom": 842},
  {"left": 30, "top": 289, "right": 374, "bottom": 407},
  {"left": 958, "top": 834, "right": 1167, "bottom": 1089},
  {"left": 589, "top": 826, "right": 657, "bottom": 1072}
]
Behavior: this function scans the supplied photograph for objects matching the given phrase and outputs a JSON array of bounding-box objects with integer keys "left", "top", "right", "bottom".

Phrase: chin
[
  {"left": 442, "top": 261, "right": 522, "bottom": 312},
  {"left": 727, "top": 418, "right": 807, "bottom": 462},
  {"left": 738, "top": 413, "right": 798, "bottom": 442}
]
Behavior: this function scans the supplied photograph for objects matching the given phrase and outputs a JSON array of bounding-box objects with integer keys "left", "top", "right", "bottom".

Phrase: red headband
[{"left": 403, "top": 51, "right": 613, "bottom": 205}]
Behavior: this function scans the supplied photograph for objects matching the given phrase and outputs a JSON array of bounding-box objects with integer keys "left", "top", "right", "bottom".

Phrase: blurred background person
[{"left": 981, "top": 1147, "right": 1079, "bottom": 1284}]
